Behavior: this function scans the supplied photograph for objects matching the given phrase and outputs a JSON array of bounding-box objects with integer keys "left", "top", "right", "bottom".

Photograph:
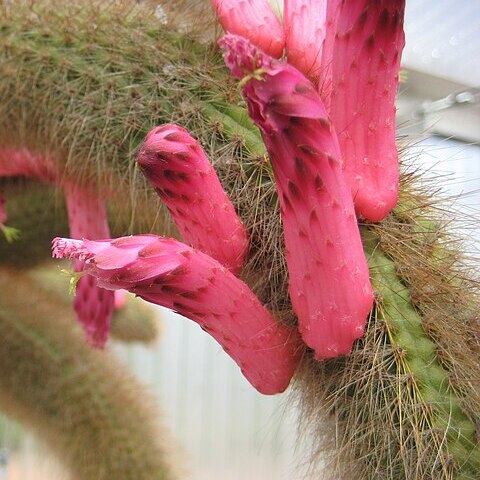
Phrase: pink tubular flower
[
  {"left": 283, "top": 0, "right": 341, "bottom": 105},
  {"left": 220, "top": 34, "right": 373, "bottom": 359},
  {"left": 52, "top": 234, "right": 304, "bottom": 394},
  {"left": 330, "top": 0, "right": 405, "bottom": 222},
  {"left": 211, "top": 0, "right": 284, "bottom": 58},
  {"left": 137, "top": 124, "right": 249, "bottom": 275},
  {"left": 64, "top": 182, "right": 115, "bottom": 348}
]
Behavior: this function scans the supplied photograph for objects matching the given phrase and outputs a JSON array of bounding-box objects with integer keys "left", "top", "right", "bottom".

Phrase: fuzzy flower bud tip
[
  {"left": 53, "top": 238, "right": 92, "bottom": 262},
  {"left": 52, "top": 235, "right": 304, "bottom": 394},
  {"left": 137, "top": 124, "right": 249, "bottom": 275},
  {"left": 220, "top": 34, "right": 374, "bottom": 359}
]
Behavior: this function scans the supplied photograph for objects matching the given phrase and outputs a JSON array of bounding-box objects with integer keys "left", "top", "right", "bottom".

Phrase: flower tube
[
  {"left": 220, "top": 34, "right": 373, "bottom": 359},
  {"left": 53, "top": 234, "right": 304, "bottom": 394}
]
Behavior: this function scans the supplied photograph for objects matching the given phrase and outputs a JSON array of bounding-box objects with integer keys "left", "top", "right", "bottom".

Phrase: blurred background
[{"left": 1, "top": 1, "right": 479, "bottom": 479}]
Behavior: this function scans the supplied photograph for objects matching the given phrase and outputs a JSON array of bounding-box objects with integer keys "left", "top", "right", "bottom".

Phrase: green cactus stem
[
  {"left": 0, "top": 180, "right": 69, "bottom": 266},
  {"left": 364, "top": 228, "right": 480, "bottom": 477},
  {"left": 0, "top": 266, "right": 179, "bottom": 480}
]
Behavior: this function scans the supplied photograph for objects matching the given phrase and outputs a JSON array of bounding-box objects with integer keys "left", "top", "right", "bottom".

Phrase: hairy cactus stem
[
  {"left": 363, "top": 228, "right": 480, "bottom": 476},
  {"left": 0, "top": 267, "right": 179, "bottom": 480}
]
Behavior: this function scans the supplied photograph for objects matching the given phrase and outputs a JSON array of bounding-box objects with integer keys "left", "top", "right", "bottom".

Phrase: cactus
[
  {"left": 220, "top": 33, "right": 373, "bottom": 359},
  {"left": 330, "top": 0, "right": 406, "bottom": 222},
  {"left": 211, "top": 0, "right": 285, "bottom": 58},
  {"left": 137, "top": 124, "right": 249, "bottom": 275},
  {"left": 53, "top": 235, "right": 304, "bottom": 395},
  {"left": 294, "top": 189, "right": 480, "bottom": 478},
  {"left": 1, "top": 1, "right": 479, "bottom": 479},
  {"left": 0, "top": 266, "right": 179, "bottom": 480}
]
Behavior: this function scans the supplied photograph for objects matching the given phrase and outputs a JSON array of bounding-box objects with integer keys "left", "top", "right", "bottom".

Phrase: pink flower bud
[
  {"left": 137, "top": 124, "right": 249, "bottom": 275},
  {"left": 211, "top": 0, "right": 285, "bottom": 58},
  {"left": 220, "top": 34, "right": 373, "bottom": 359},
  {"left": 330, "top": 0, "right": 405, "bottom": 221},
  {"left": 53, "top": 234, "right": 304, "bottom": 394}
]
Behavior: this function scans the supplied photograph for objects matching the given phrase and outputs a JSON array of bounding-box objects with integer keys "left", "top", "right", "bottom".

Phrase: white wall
[{"left": 114, "top": 309, "right": 302, "bottom": 480}]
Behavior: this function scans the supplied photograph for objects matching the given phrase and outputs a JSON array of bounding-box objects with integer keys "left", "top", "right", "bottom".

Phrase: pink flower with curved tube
[
  {"left": 0, "top": 147, "right": 57, "bottom": 182},
  {"left": 211, "top": 0, "right": 285, "bottom": 58},
  {"left": 137, "top": 124, "right": 249, "bottom": 275},
  {"left": 330, "top": 0, "right": 405, "bottom": 221},
  {"left": 53, "top": 234, "right": 304, "bottom": 394},
  {"left": 220, "top": 33, "right": 373, "bottom": 359}
]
